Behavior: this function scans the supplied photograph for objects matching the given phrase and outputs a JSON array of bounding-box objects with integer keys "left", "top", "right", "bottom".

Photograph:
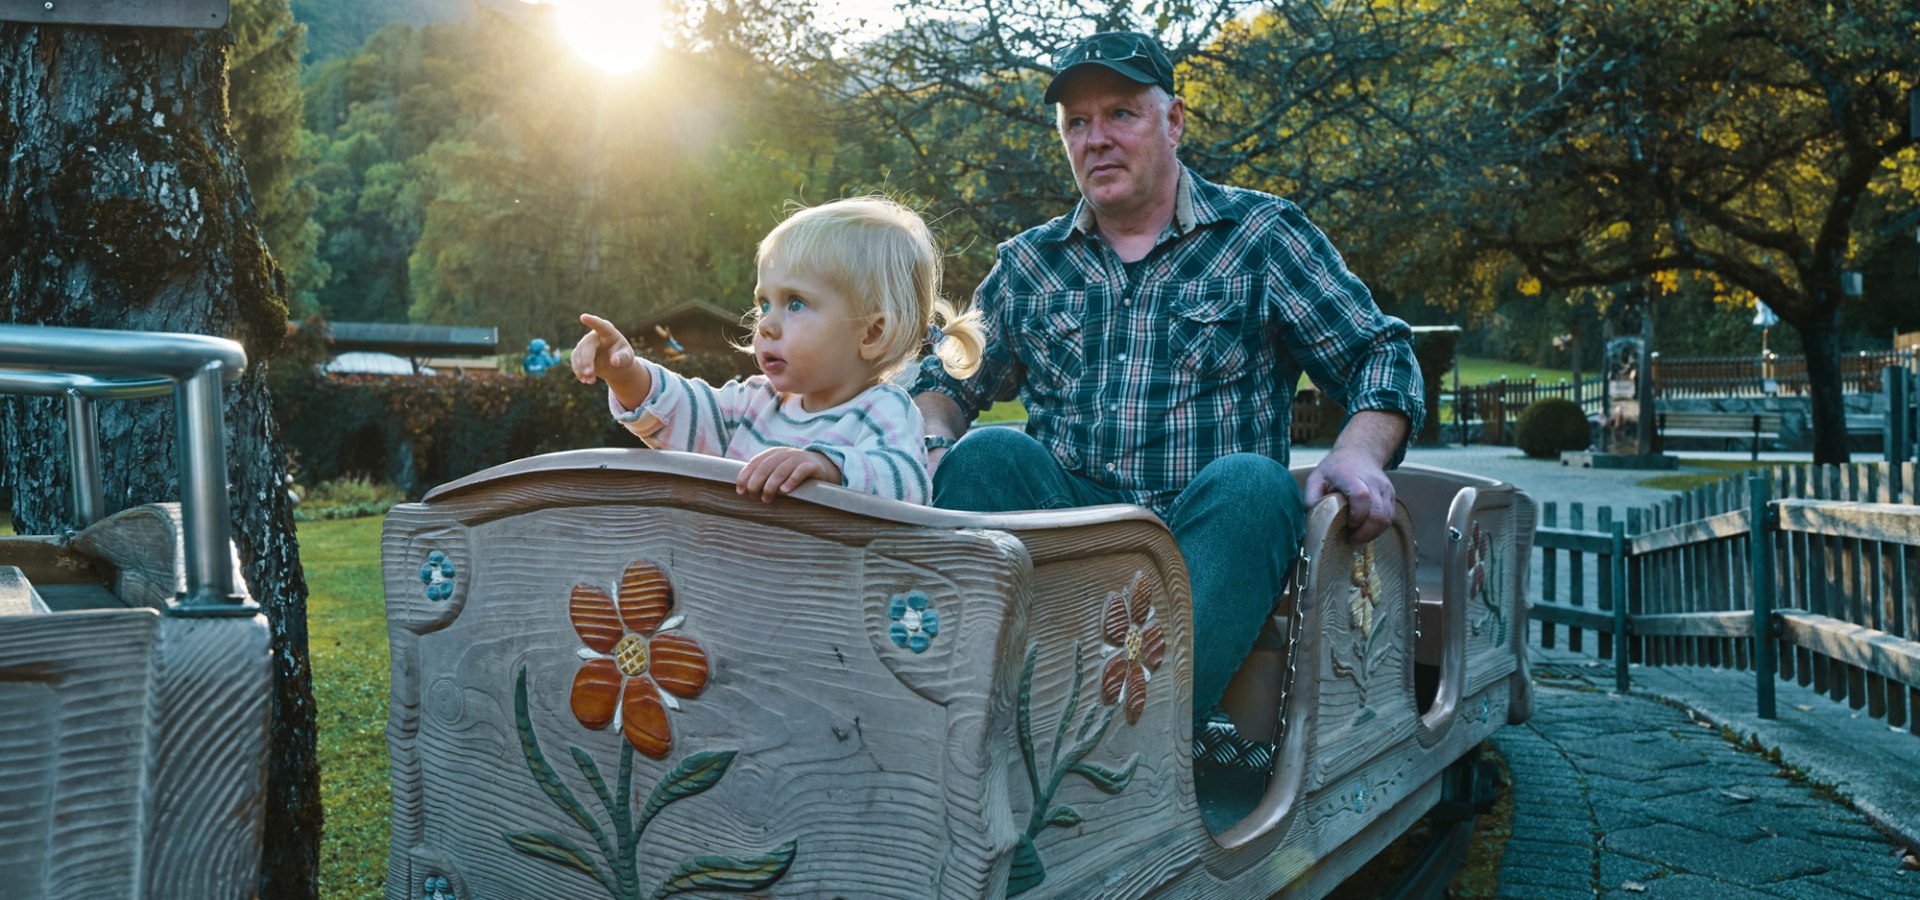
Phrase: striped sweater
[{"left": 610, "top": 360, "right": 930, "bottom": 504}]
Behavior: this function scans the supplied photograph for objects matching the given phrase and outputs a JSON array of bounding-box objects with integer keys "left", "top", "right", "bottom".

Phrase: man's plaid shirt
[{"left": 914, "top": 167, "right": 1424, "bottom": 516}]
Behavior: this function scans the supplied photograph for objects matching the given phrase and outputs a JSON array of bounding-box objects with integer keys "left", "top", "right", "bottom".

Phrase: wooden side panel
[
  {"left": 0, "top": 609, "right": 159, "bottom": 899},
  {"left": 980, "top": 521, "right": 1196, "bottom": 898},
  {"left": 381, "top": 453, "right": 1539, "bottom": 900},
  {"left": 383, "top": 476, "right": 1032, "bottom": 900},
  {"left": 142, "top": 614, "right": 273, "bottom": 898}
]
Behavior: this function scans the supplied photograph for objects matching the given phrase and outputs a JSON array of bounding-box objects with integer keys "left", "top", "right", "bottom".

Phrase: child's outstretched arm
[
  {"left": 736, "top": 447, "right": 841, "bottom": 502},
  {"left": 571, "top": 313, "right": 651, "bottom": 410}
]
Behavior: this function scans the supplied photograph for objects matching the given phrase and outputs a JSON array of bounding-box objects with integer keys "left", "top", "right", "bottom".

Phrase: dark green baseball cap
[{"left": 1043, "top": 31, "right": 1176, "bottom": 104}]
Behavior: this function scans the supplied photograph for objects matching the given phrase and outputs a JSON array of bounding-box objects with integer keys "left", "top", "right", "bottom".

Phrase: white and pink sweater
[{"left": 610, "top": 360, "right": 930, "bottom": 504}]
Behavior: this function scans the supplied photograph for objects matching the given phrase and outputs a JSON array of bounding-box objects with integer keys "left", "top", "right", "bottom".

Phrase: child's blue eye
[
  {"left": 786, "top": 298, "right": 805, "bottom": 313},
  {"left": 756, "top": 298, "right": 770, "bottom": 314}
]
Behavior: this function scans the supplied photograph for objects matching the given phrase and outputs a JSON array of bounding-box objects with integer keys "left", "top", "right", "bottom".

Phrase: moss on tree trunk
[{"left": 0, "top": 22, "right": 320, "bottom": 899}]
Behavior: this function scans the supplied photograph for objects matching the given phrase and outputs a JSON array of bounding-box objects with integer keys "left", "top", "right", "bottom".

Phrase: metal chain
[{"left": 1272, "top": 545, "right": 1310, "bottom": 749}]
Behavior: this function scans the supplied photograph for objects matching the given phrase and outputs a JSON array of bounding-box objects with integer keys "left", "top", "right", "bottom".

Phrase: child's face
[{"left": 752, "top": 257, "right": 881, "bottom": 412}]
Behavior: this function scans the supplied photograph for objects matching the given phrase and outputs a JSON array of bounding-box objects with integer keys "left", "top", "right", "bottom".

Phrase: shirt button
[
  {"left": 1122, "top": 298, "right": 1132, "bottom": 308},
  {"left": 1117, "top": 353, "right": 1127, "bottom": 362},
  {"left": 1106, "top": 403, "right": 1117, "bottom": 412},
  {"left": 1105, "top": 462, "right": 1117, "bottom": 472}
]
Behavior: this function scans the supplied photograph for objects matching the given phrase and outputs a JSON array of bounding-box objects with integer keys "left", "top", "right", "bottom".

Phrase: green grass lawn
[
  {"left": 1451, "top": 356, "right": 1576, "bottom": 387},
  {"left": 302, "top": 515, "right": 392, "bottom": 899},
  {"left": 1638, "top": 458, "right": 1776, "bottom": 491}
]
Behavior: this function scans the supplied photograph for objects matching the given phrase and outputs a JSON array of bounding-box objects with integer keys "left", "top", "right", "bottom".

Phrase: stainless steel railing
[{"left": 0, "top": 324, "right": 250, "bottom": 613}]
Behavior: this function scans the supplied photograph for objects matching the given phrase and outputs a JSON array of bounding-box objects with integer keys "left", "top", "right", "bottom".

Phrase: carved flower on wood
[
  {"left": 1099, "top": 571, "right": 1166, "bottom": 725},
  {"left": 887, "top": 589, "right": 941, "bottom": 653},
  {"left": 568, "top": 561, "right": 710, "bottom": 759}
]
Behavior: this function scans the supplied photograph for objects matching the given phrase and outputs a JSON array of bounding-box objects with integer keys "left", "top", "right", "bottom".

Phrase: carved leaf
[
  {"left": 505, "top": 830, "right": 607, "bottom": 883},
  {"left": 514, "top": 668, "right": 612, "bottom": 853},
  {"left": 1068, "top": 757, "right": 1138, "bottom": 794},
  {"left": 650, "top": 841, "right": 798, "bottom": 898},
  {"left": 1007, "top": 835, "right": 1046, "bottom": 896},
  {"left": 1044, "top": 805, "right": 1084, "bottom": 829},
  {"left": 637, "top": 749, "right": 736, "bottom": 829},
  {"left": 1016, "top": 644, "right": 1040, "bottom": 799}
]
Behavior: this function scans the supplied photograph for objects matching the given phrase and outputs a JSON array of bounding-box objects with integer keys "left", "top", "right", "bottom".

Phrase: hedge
[{"left": 273, "top": 351, "right": 749, "bottom": 497}]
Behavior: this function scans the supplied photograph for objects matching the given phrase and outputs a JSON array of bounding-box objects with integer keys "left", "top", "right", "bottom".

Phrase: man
[{"left": 911, "top": 31, "right": 1424, "bottom": 726}]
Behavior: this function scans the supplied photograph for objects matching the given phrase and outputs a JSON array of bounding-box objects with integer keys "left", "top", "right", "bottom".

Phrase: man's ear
[
  {"left": 858, "top": 314, "right": 888, "bottom": 362},
  {"left": 1166, "top": 95, "right": 1186, "bottom": 145}
]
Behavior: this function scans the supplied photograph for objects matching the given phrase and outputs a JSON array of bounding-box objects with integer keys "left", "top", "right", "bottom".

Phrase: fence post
[
  {"left": 1748, "top": 473, "right": 1777, "bottom": 720},
  {"left": 1612, "top": 520, "right": 1630, "bottom": 693},
  {"left": 1889, "top": 365, "right": 1912, "bottom": 464}
]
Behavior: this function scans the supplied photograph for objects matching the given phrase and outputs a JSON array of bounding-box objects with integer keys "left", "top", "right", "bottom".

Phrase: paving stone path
[{"left": 1492, "top": 677, "right": 1916, "bottom": 899}]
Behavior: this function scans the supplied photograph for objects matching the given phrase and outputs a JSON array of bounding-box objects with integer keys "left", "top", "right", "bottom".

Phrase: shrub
[
  {"left": 295, "top": 477, "right": 406, "bottom": 521},
  {"left": 1514, "top": 397, "right": 1590, "bottom": 458},
  {"left": 273, "top": 370, "right": 645, "bottom": 498}
]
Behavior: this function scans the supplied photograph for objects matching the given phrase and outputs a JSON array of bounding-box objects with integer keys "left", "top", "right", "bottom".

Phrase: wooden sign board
[{"left": 0, "top": 0, "right": 227, "bottom": 29}]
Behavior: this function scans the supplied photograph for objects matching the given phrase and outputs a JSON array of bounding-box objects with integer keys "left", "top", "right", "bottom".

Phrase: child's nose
[{"left": 757, "top": 314, "right": 778, "bottom": 337}]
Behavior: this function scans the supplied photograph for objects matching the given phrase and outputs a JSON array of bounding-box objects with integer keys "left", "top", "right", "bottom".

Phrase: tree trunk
[
  {"left": 0, "top": 24, "right": 320, "bottom": 899},
  {"left": 1793, "top": 310, "right": 1851, "bottom": 465}
]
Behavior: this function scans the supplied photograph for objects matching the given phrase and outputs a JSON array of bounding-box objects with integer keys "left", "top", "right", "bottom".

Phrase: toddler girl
[{"left": 572, "top": 197, "right": 982, "bottom": 503}]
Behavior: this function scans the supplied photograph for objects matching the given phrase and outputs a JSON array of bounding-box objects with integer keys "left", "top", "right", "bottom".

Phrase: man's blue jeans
[{"left": 932, "top": 428, "right": 1304, "bottom": 727}]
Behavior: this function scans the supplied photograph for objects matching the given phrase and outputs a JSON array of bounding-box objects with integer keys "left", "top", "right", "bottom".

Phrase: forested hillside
[
  {"left": 223, "top": 0, "right": 1917, "bottom": 459},
  {"left": 291, "top": 0, "right": 478, "bottom": 64}
]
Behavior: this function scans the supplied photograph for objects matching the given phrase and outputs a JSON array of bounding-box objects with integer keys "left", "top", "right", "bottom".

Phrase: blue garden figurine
[{"left": 523, "top": 338, "right": 560, "bottom": 376}]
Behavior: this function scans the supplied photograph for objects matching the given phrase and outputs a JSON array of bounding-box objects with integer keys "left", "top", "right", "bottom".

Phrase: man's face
[{"left": 1056, "top": 68, "right": 1184, "bottom": 222}]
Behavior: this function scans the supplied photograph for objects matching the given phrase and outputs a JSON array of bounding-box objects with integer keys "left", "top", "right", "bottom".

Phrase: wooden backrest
[
  {"left": 1659, "top": 411, "right": 1784, "bottom": 430},
  {"left": 387, "top": 448, "right": 1197, "bottom": 899}
]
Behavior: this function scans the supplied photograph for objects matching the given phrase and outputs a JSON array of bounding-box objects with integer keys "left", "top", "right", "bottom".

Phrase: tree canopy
[{"left": 251, "top": 0, "right": 1918, "bottom": 456}]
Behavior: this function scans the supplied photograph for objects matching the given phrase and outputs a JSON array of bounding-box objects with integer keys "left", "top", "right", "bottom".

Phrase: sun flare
[{"left": 556, "top": 0, "right": 666, "bottom": 74}]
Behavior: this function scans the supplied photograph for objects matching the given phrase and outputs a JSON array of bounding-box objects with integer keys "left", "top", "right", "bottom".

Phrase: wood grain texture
[
  {"left": 0, "top": 609, "right": 159, "bottom": 899},
  {"left": 381, "top": 450, "right": 1535, "bottom": 899},
  {"left": 141, "top": 614, "right": 273, "bottom": 898},
  {"left": 73, "top": 504, "right": 186, "bottom": 610}
]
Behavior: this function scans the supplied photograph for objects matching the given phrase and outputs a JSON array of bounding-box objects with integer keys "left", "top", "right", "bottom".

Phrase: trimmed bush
[
  {"left": 273, "top": 369, "right": 646, "bottom": 498},
  {"left": 1514, "top": 397, "right": 1591, "bottom": 458}
]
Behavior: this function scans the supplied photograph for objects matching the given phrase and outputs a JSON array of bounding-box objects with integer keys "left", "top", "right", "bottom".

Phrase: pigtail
[{"left": 930, "top": 297, "right": 985, "bottom": 379}]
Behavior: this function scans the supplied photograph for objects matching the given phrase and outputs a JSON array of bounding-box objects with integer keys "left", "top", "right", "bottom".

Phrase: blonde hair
[{"left": 754, "top": 196, "right": 983, "bottom": 381}]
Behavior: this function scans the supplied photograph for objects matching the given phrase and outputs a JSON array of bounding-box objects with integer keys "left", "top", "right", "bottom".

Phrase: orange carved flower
[
  {"left": 1099, "top": 571, "right": 1166, "bottom": 725},
  {"left": 569, "top": 561, "right": 710, "bottom": 759}
]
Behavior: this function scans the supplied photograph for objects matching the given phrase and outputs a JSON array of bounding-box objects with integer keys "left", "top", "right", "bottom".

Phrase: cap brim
[{"left": 1042, "top": 60, "right": 1163, "bottom": 104}]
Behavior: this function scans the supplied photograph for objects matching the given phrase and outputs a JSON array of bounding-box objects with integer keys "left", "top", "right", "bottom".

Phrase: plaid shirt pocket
[
  {"left": 1169, "top": 276, "right": 1254, "bottom": 379},
  {"left": 1016, "top": 303, "right": 1086, "bottom": 397}
]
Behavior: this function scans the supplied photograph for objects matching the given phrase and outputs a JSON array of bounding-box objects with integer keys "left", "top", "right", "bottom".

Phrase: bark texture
[{"left": 0, "top": 24, "right": 319, "bottom": 899}]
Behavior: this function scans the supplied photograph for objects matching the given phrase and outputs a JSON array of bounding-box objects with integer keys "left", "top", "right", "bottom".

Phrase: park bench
[
  {"left": 1655, "top": 410, "right": 1784, "bottom": 460},
  {"left": 379, "top": 450, "right": 1535, "bottom": 898},
  {"left": 0, "top": 325, "right": 271, "bottom": 899}
]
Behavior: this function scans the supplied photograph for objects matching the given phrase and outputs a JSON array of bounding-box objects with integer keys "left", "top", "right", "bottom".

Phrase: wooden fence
[
  {"left": 1528, "top": 461, "right": 1920, "bottom": 735},
  {"left": 1456, "top": 355, "right": 1920, "bottom": 448},
  {"left": 1653, "top": 348, "right": 1917, "bottom": 399},
  {"left": 1454, "top": 376, "right": 1604, "bottom": 444},
  {"left": 1891, "top": 367, "right": 1919, "bottom": 465}
]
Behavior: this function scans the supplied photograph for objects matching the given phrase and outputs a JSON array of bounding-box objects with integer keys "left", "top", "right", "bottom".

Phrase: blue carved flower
[
  {"left": 887, "top": 590, "right": 940, "bottom": 653},
  {"left": 422, "top": 874, "right": 453, "bottom": 900},
  {"left": 419, "top": 550, "right": 456, "bottom": 602},
  {"left": 1353, "top": 784, "right": 1370, "bottom": 814}
]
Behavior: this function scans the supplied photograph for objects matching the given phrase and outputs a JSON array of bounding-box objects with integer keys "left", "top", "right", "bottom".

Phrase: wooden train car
[
  {"left": 382, "top": 448, "right": 1535, "bottom": 898},
  {"left": 0, "top": 325, "right": 271, "bottom": 899}
]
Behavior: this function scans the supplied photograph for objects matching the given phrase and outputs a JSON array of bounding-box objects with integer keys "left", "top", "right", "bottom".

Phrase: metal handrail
[{"left": 0, "top": 324, "right": 250, "bottom": 614}]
